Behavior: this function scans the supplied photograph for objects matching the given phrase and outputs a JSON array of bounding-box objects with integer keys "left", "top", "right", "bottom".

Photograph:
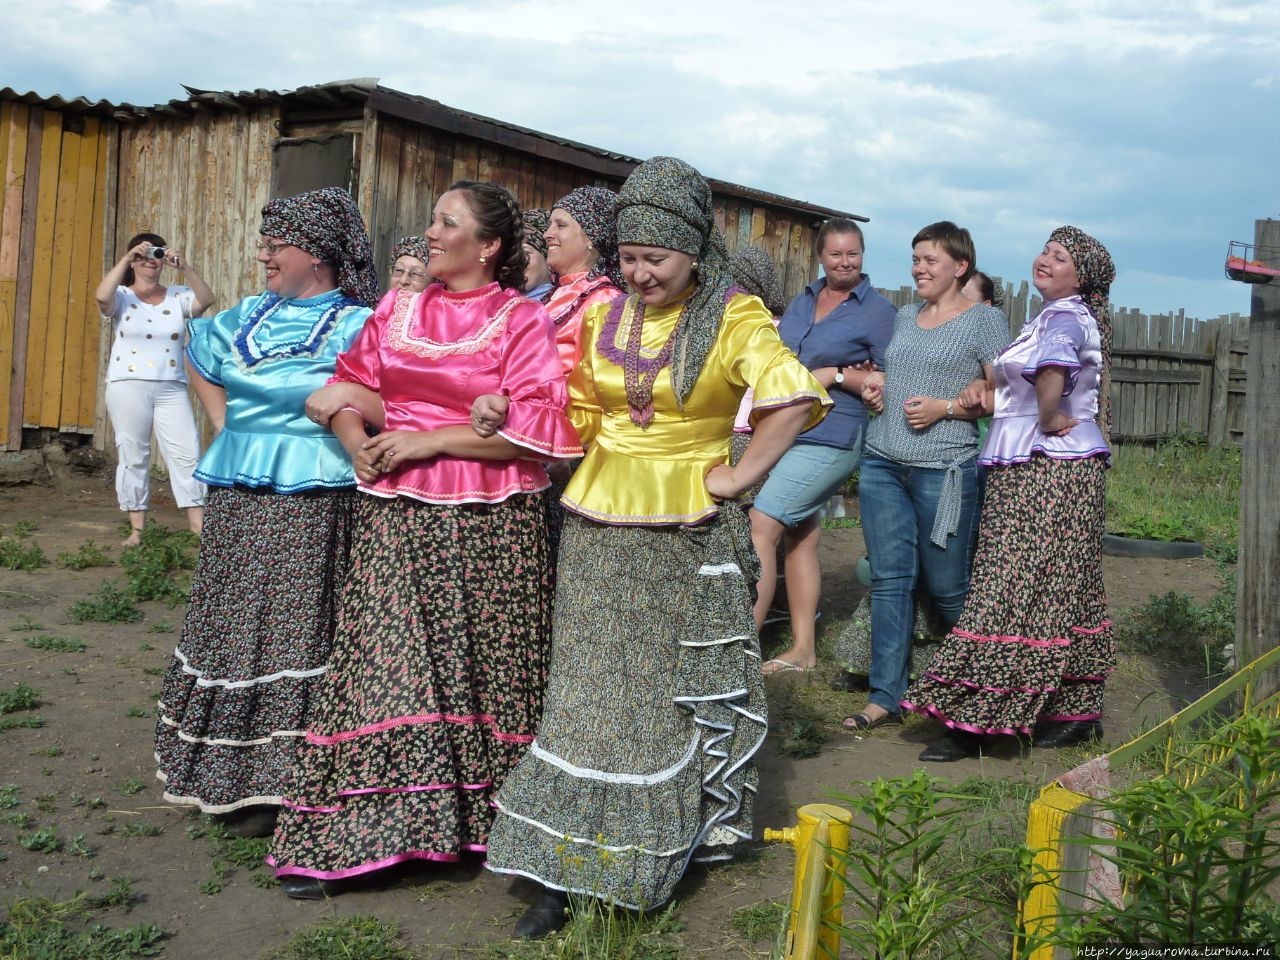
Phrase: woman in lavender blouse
[{"left": 902, "top": 226, "right": 1117, "bottom": 761}]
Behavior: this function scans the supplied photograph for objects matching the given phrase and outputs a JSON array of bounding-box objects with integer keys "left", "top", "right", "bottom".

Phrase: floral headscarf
[
  {"left": 391, "top": 235, "right": 431, "bottom": 265},
  {"left": 615, "top": 156, "right": 735, "bottom": 406},
  {"left": 554, "top": 186, "right": 625, "bottom": 290},
  {"left": 731, "top": 246, "right": 786, "bottom": 316},
  {"left": 1049, "top": 224, "right": 1116, "bottom": 429},
  {"left": 521, "top": 208, "right": 550, "bottom": 258},
  {"left": 259, "top": 187, "right": 379, "bottom": 306}
]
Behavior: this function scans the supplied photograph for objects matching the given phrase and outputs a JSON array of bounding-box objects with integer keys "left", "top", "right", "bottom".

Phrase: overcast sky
[{"left": 3, "top": 0, "right": 1277, "bottom": 319}]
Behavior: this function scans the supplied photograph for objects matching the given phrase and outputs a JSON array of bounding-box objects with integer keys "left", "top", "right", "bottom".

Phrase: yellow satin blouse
[{"left": 562, "top": 291, "right": 829, "bottom": 525}]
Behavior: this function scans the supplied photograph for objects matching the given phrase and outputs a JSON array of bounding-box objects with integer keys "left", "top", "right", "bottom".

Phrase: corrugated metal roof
[{"left": 2, "top": 79, "right": 865, "bottom": 221}]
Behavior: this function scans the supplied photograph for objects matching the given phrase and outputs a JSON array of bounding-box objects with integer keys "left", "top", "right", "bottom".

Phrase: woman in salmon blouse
[{"left": 269, "top": 181, "right": 580, "bottom": 899}]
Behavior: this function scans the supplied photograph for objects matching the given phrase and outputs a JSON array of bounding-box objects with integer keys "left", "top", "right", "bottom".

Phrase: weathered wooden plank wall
[
  {"left": 879, "top": 279, "right": 1250, "bottom": 446},
  {"left": 0, "top": 104, "right": 110, "bottom": 448}
]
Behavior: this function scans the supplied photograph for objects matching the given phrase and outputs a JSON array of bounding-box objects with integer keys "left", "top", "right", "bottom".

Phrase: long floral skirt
[
  {"left": 268, "top": 492, "right": 552, "bottom": 881},
  {"left": 902, "top": 455, "right": 1113, "bottom": 734},
  {"left": 486, "top": 508, "right": 767, "bottom": 910},
  {"left": 154, "top": 486, "right": 353, "bottom": 813}
]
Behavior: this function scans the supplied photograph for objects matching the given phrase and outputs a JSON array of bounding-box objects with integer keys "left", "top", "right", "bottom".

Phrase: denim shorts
[{"left": 752, "top": 433, "right": 862, "bottom": 528}]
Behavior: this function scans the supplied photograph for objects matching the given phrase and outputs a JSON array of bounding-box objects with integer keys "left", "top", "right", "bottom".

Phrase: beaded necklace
[
  {"left": 598, "top": 293, "right": 690, "bottom": 428},
  {"left": 233, "top": 290, "right": 356, "bottom": 369}
]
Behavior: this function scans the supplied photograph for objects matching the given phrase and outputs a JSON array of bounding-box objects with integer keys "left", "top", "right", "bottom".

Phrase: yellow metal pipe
[{"left": 763, "top": 802, "right": 854, "bottom": 960}]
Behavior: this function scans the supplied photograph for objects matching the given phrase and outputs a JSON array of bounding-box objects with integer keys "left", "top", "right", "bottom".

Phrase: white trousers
[{"left": 105, "top": 379, "right": 206, "bottom": 511}]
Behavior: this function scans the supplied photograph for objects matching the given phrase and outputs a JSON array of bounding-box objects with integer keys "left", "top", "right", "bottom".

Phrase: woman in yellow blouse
[{"left": 485, "top": 156, "right": 829, "bottom": 939}]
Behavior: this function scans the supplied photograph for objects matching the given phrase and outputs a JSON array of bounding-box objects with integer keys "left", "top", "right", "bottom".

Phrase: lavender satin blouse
[{"left": 980, "top": 296, "right": 1110, "bottom": 467}]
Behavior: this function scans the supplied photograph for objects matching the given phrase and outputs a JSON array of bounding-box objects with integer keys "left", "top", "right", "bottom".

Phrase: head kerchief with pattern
[
  {"left": 731, "top": 246, "right": 786, "bottom": 316},
  {"left": 521, "top": 208, "right": 550, "bottom": 258},
  {"left": 391, "top": 235, "right": 431, "bottom": 265},
  {"left": 1048, "top": 224, "right": 1116, "bottom": 428},
  {"left": 554, "top": 186, "right": 625, "bottom": 290},
  {"left": 615, "top": 156, "right": 735, "bottom": 406},
  {"left": 259, "top": 187, "right": 379, "bottom": 307}
]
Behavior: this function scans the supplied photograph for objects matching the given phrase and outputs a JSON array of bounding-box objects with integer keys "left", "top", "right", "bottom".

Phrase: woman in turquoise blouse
[{"left": 153, "top": 188, "right": 377, "bottom": 839}]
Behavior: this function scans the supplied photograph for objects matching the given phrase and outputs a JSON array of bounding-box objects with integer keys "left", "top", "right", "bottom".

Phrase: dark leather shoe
[
  {"left": 281, "top": 876, "right": 338, "bottom": 900},
  {"left": 1033, "top": 720, "right": 1103, "bottom": 749},
  {"left": 829, "top": 671, "right": 870, "bottom": 692},
  {"left": 918, "top": 730, "right": 981, "bottom": 762},
  {"left": 514, "top": 889, "right": 570, "bottom": 939}
]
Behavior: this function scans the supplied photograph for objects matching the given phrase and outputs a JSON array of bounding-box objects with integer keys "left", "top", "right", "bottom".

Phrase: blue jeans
[{"left": 858, "top": 451, "right": 981, "bottom": 714}]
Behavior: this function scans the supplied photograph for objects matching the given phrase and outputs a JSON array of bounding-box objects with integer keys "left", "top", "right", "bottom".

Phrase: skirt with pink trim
[
  {"left": 902, "top": 455, "right": 1114, "bottom": 734},
  {"left": 268, "top": 492, "right": 552, "bottom": 880}
]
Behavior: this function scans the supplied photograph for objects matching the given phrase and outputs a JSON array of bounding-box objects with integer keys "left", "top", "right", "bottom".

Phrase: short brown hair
[{"left": 911, "top": 221, "right": 976, "bottom": 287}]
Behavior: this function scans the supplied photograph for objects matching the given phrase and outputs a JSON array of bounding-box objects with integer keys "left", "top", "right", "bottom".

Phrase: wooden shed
[{"left": 1, "top": 77, "right": 864, "bottom": 453}]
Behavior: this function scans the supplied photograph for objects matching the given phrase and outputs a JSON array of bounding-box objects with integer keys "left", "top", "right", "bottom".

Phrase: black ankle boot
[
  {"left": 281, "top": 875, "right": 339, "bottom": 900},
  {"left": 218, "top": 805, "right": 279, "bottom": 838},
  {"left": 514, "top": 889, "right": 571, "bottom": 939},
  {"left": 918, "top": 730, "right": 981, "bottom": 762},
  {"left": 1032, "top": 720, "right": 1103, "bottom": 749}
]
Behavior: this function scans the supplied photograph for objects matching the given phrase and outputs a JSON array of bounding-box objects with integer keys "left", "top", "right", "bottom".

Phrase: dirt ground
[{"left": 0, "top": 472, "right": 1225, "bottom": 958}]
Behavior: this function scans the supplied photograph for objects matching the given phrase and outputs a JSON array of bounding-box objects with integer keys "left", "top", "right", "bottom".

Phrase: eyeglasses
[
  {"left": 255, "top": 240, "right": 293, "bottom": 256},
  {"left": 390, "top": 267, "right": 429, "bottom": 282}
]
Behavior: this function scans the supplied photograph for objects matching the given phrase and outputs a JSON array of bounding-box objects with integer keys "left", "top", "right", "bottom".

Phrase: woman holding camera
[{"left": 96, "top": 233, "right": 215, "bottom": 545}]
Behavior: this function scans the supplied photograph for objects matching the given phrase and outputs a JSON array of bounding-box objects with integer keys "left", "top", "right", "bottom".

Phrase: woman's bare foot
[
  {"left": 121, "top": 530, "right": 142, "bottom": 548},
  {"left": 762, "top": 650, "right": 817, "bottom": 675}
]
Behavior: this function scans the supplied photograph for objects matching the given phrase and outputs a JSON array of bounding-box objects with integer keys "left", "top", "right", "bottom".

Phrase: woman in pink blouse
[{"left": 269, "top": 181, "right": 581, "bottom": 899}]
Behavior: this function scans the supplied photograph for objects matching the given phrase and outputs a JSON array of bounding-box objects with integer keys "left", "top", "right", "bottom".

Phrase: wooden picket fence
[{"left": 878, "top": 280, "right": 1249, "bottom": 446}]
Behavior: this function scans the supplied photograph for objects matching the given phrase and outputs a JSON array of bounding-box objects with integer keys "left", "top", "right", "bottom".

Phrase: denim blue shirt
[{"left": 777, "top": 274, "right": 896, "bottom": 449}]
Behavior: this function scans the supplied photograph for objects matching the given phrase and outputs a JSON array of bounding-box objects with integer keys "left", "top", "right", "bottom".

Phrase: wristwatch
[
  {"left": 945, "top": 399, "right": 954, "bottom": 418},
  {"left": 833, "top": 367, "right": 846, "bottom": 386}
]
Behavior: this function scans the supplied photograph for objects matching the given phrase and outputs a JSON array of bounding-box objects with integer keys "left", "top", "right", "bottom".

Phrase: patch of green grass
[
  {"left": 33, "top": 793, "right": 57, "bottom": 812},
  {"left": 56, "top": 540, "right": 113, "bottom": 570},
  {"left": 13, "top": 520, "right": 38, "bottom": 536},
  {"left": 11, "top": 615, "right": 44, "bottom": 631},
  {"left": 0, "top": 684, "right": 39, "bottom": 714},
  {"left": 0, "top": 879, "right": 164, "bottom": 960},
  {"left": 4, "top": 812, "right": 34, "bottom": 827},
  {"left": 729, "top": 900, "right": 787, "bottom": 941},
  {"left": 120, "top": 822, "right": 163, "bottom": 838},
  {"left": 142, "top": 666, "right": 164, "bottom": 677},
  {"left": 1115, "top": 576, "right": 1236, "bottom": 670},
  {"left": 0, "top": 784, "right": 19, "bottom": 808},
  {"left": 31, "top": 746, "right": 64, "bottom": 758},
  {"left": 0, "top": 715, "right": 45, "bottom": 731},
  {"left": 821, "top": 515, "right": 861, "bottom": 529},
  {"left": 68, "top": 583, "right": 142, "bottom": 624},
  {"left": 18, "top": 827, "right": 60, "bottom": 853},
  {"left": 117, "top": 777, "right": 145, "bottom": 797},
  {"left": 1107, "top": 438, "right": 1240, "bottom": 561},
  {"left": 199, "top": 827, "right": 276, "bottom": 894},
  {"left": 144, "top": 621, "right": 172, "bottom": 634},
  {"left": 23, "top": 635, "right": 87, "bottom": 653},
  {"left": 119, "top": 524, "right": 198, "bottom": 604},
  {"left": 125, "top": 707, "right": 150, "bottom": 719},
  {"left": 0, "top": 534, "right": 47, "bottom": 571},
  {"left": 264, "top": 916, "right": 414, "bottom": 960}
]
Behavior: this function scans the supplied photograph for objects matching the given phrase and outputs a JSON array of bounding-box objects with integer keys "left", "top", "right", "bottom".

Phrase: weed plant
[
  {"left": 1114, "top": 576, "right": 1235, "bottom": 670},
  {"left": 0, "top": 879, "right": 164, "bottom": 960},
  {"left": 1025, "top": 710, "right": 1280, "bottom": 951},
  {"left": 19, "top": 827, "right": 60, "bottom": 853},
  {"left": 56, "top": 540, "right": 113, "bottom": 570},
  {"left": 0, "top": 684, "right": 39, "bottom": 714},
  {"left": 830, "top": 770, "right": 1018, "bottom": 959},
  {"left": 0, "top": 533, "right": 47, "bottom": 570},
  {"left": 263, "top": 916, "right": 414, "bottom": 960},
  {"left": 68, "top": 583, "right": 142, "bottom": 623},
  {"left": 1106, "top": 437, "right": 1240, "bottom": 560},
  {"left": 118, "top": 524, "right": 198, "bottom": 604},
  {"left": 23, "top": 635, "right": 87, "bottom": 653}
]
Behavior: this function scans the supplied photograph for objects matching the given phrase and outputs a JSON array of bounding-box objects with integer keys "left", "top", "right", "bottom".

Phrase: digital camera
[{"left": 146, "top": 245, "right": 167, "bottom": 260}]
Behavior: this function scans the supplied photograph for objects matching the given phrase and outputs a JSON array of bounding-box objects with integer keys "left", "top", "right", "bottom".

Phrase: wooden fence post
[
  {"left": 1208, "top": 317, "right": 1232, "bottom": 447},
  {"left": 1238, "top": 218, "right": 1280, "bottom": 692}
]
